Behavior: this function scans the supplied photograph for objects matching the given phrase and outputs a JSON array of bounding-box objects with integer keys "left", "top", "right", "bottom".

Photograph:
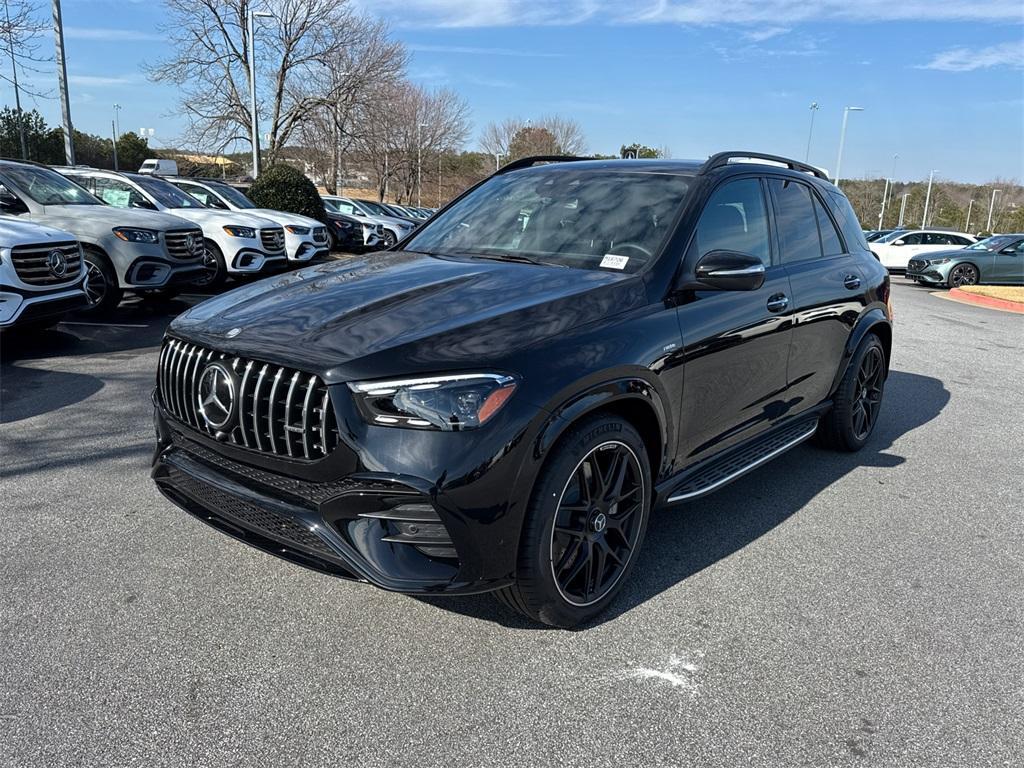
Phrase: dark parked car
[
  {"left": 906, "top": 234, "right": 1024, "bottom": 287},
  {"left": 152, "top": 152, "right": 892, "bottom": 627}
]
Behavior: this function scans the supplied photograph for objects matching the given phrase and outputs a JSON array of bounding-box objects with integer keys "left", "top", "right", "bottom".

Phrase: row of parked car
[
  {"left": 862, "top": 226, "right": 1024, "bottom": 287},
  {"left": 0, "top": 156, "right": 436, "bottom": 331}
]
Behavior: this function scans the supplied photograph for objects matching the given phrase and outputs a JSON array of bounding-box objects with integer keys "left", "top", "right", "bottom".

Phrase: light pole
[
  {"left": 965, "top": 199, "right": 974, "bottom": 233},
  {"left": 247, "top": 9, "right": 273, "bottom": 178},
  {"left": 112, "top": 103, "right": 122, "bottom": 170},
  {"left": 417, "top": 122, "right": 427, "bottom": 207},
  {"left": 805, "top": 102, "right": 819, "bottom": 162},
  {"left": 986, "top": 189, "right": 1002, "bottom": 232},
  {"left": 437, "top": 153, "right": 441, "bottom": 207},
  {"left": 877, "top": 178, "right": 890, "bottom": 229},
  {"left": 52, "top": 0, "right": 75, "bottom": 164},
  {"left": 495, "top": 152, "right": 503, "bottom": 171},
  {"left": 898, "top": 193, "right": 909, "bottom": 227},
  {"left": 833, "top": 106, "right": 864, "bottom": 189},
  {"left": 921, "top": 170, "right": 938, "bottom": 227}
]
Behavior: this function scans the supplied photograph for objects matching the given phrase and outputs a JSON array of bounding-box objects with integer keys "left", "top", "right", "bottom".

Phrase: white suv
[
  {"left": 871, "top": 229, "right": 976, "bottom": 271},
  {"left": 0, "top": 160, "right": 206, "bottom": 312},
  {"left": 58, "top": 168, "right": 288, "bottom": 289},
  {"left": 165, "top": 178, "right": 330, "bottom": 263},
  {"left": 1, "top": 218, "right": 88, "bottom": 329}
]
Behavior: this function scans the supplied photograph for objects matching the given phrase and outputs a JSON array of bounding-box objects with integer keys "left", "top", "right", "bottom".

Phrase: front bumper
[
  {"left": 906, "top": 268, "right": 946, "bottom": 284},
  {"left": 151, "top": 402, "right": 534, "bottom": 594},
  {"left": 0, "top": 284, "right": 88, "bottom": 328}
]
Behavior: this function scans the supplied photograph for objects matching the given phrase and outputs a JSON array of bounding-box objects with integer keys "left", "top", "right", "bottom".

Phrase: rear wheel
[
  {"left": 497, "top": 414, "right": 651, "bottom": 627},
  {"left": 948, "top": 263, "right": 979, "bottom": 288},
  {"left": 82, "top": 250, "right": 122, "bottom": 313},
  {"left": 816, "top": 334, "right": 886, "bottom": 452},
  {"left": 191, "top": 240, "right": 227, "bottom": 290}
]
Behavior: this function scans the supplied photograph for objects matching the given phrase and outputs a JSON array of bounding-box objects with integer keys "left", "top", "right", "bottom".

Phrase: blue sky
[{"left": 15, "top": 0, "right": 1024, "bottom": 183}]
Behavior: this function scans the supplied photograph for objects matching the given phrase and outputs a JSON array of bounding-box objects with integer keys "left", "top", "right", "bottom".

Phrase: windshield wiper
[{"left": 459, "top": 250, "right": 568, "bottom": 267}]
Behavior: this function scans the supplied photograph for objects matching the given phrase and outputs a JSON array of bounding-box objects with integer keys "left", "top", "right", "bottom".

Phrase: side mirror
[
  {"left": 892, "top": 240, "right": 905, "bottom": 246},
  {"left": 131, "top": 199, "right": 157, "bottom": 211},
  {"left": 0, "top": 188, "right": 26, "bottom": 213},
  {"left": 1000, "top": 247, "right": 1018, "bottom": 255},
  {"left": 693, "top": 250, "right": 766, "bottom": 291}
]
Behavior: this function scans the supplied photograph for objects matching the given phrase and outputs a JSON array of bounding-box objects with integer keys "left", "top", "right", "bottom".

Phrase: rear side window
[
  {"left": 693, "top": 178, "right": 771, "bottom": 266},
  {"left": 769, "top": 178, "right": 820, "bottom": 263},
  {"left": 900, "top": 233, "right": 924, "bottom": 245},
  {"left": 826, "top": 190, "right": 870, "bottom": 251},
  {"left": 950, "top": 235, "right": 973, "bottom": 246},
  {"left": 813, "top": 195, "right": 846, "bottom": 256}
]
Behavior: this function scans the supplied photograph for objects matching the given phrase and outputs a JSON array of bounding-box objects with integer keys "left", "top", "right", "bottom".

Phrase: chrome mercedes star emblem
[
  {"left": 47, "top": 249, "right": 68, "bottom": 277},
  {"left": 225, "top": 327, "right": 242, "bottom": 338},
  {"left": 197, "top": 362, "right": 236, "bottom": 432}
]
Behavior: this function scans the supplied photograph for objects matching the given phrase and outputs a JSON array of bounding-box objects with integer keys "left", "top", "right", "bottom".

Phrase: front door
[
  {"left": 990, "top": 238, "right": 1024, "bottom": 284},
  {"left": 676, "top": 176, "right": 794, "bottom": 464}
]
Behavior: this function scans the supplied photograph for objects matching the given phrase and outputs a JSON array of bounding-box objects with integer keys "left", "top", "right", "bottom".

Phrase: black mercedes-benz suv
[{"left": 152, "top": 152, "right": 892, "bottom": 627}]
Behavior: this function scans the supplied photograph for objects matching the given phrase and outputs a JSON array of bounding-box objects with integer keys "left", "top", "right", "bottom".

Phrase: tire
[
  {"left": 82, "top": 250, "right": 123, "bottom": 313},
  {"left": 497, "top": 413, "right": 652, "bottom": 628},
  {"left": 190, "top": 240, "right": 227, "bottom": 290},
  {"left": 816, "top": 334, "right": 886, "bottom": 452},
  {"left": 382, "top": 229, "right": 397, "bottom": 248},
  {"left": 947, "top": 263, "right": 979, "bottom": 289}
]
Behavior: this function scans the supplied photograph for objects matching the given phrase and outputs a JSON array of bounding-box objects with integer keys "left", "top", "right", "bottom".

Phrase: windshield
[
  {"left": 1, "top": 165, "right": 99, "bottom": 206},
  {"left": 403, "top": 167, "right": 692, "bottom": 272},
  {"left": 132, "top": 174, "right": 207, "bottom": 209},
  {"left": 967, "top": 235, "right": 1015, "bottom": 251},
  {"left": 207, "top": 181, "right": 256, "bottom": 209}
]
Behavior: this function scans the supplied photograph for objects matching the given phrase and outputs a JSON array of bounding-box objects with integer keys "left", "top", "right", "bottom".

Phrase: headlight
[
  {"left": 223, "top": 225, "right": 256, "bottom": 238},
  {"left": 285, "top": 225, "right": 310, "bottom": 235},
  {"left": 333, "top": 220, "right": 353, "bottom": 230},
  {"left": 349, "top": 373, "right": 517, "bottom": 430},
  {"left": 112, "top": 227, "right": 159, "bottom": 244},
  {"left": 928, "top": 258, "right": 951, "bottom": 265}
]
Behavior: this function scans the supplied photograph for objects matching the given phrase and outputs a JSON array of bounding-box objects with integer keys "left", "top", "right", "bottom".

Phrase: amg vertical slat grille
[
  {"left": 260, "top": 228, "right": 286, "bottom": 252},
  {"left": 157, "top": 338, "right": 339, "bottom": 460},
  {"left": 164, "top": 229, "right": 204, "bottom": 261},
  {"left": 9, "top": 242, "right": 81, "bottom": 286}
]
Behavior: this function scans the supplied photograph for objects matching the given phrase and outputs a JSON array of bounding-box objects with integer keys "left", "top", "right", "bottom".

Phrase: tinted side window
[
  {"left": 93, "top": 177, "right": 146, "bottom": 209},
  {"left": 900, "top": 233, "right": 924, "bottom": 245},
  {"left": 769, "top": 178, "right": 821, "bottom": 263},
  {"left": 950, "top": 235, "right": 973, "bottom": 246},
  {"left": 826, "top": 191, "right": 869, "bottom": 251},
  {"left": 813, "top": 195, "right": 845, "bottom": 256},
  {"left": 693, "top": 178, "right": 771, "bottom": 266}
]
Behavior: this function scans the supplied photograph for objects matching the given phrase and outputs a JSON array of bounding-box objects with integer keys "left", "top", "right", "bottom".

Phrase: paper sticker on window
[
  {"left": 600, "top": 254, "right": 629, "bottom": 270},
  {"left": 101, "top": 189, "right": 131, "bottom": 208}
]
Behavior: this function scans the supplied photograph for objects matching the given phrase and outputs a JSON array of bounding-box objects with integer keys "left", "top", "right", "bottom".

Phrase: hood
[
  {"left": 169, "top": 251, "right": 644, "bottom": 380},
  {"left": 166, "top": 208, "right": 279, "bottom": 230},
  {"left": 0, "top": 216, "right": 76, "bottom": 243},
  {"left": 38, "top": 205, "right": 196, "bottom": 233},
  {"left": 245, "top": 208, "right": 321, "bottom": 228}
]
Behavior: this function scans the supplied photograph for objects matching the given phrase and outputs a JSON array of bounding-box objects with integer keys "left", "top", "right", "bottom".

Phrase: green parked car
[{"left": 906, "top": 234, "right": 1024, "bottom": 288}]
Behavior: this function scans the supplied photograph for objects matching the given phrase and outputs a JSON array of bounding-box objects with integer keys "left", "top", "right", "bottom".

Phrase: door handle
[
  {"left": 766, "top": 294, "right": 789, "bottom": 313},
  {"left": 843, "top": 274, "right": 862, "bottom": 290}
]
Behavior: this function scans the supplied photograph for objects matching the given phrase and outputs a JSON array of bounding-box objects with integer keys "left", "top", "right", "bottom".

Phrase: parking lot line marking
[{"left": 62, "top": 321, "right": 150, "bottom": 328}]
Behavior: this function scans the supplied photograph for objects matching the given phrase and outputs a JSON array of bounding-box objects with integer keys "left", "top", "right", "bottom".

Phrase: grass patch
[{"left": 958, "top": 285, "right": 1024, "bottom": 304}]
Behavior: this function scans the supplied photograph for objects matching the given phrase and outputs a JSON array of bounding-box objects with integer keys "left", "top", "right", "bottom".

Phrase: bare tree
[
  {"left": 1, "top": 0, "right": 49, "bottom": 96},
  {"left": 479, "top": 114, "right": 586, "bottom": 164},
  {"left": 149, "top": 0, "right": 358, "bottom": 162}
]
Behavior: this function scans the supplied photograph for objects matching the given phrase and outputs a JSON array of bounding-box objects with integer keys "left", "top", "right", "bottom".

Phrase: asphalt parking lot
[{"left": 1, "top": 280, "right": 1022, "bottom": 767}]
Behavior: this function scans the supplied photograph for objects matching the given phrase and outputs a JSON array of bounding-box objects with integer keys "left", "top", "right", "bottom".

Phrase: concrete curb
[{"left": 943, "top": 288, "right": 1024, "bottom": 314}]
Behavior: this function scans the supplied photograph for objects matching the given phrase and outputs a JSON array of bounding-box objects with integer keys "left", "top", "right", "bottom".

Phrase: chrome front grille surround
[
  {"left": 9, "top": 242, "right": 81, "bottom": 286},
  {"left": 260, "top": 228, "right": 286, "bottom": 252},
  {"left": 164, "top": 229, "right": 205, "bottom": 260},
  {"left": 157, "top": 338, "right": 339, "bottom": 460}
]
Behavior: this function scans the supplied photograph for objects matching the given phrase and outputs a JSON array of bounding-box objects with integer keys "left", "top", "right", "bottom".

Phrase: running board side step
[{"left": 665, "top": 419, "right": 819, "bottom": 504}]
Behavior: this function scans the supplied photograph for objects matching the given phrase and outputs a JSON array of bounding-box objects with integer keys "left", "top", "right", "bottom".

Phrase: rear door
[
  {"left": 675, "top": 176, "right": 795, "bottom": 464},
  {"left": 768, "top": 177, "right": 864, "bottom": 413},
  {"left": 990, "top": 238, "right": 1024, "bottom": 284}
]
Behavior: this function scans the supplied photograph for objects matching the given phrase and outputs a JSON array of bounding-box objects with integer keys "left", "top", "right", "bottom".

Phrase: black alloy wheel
[
  {"left": 382, "top": 230, "right": 397, "bottom": 248},
  {"left": 850, "top": 344, "right": 885, "bottom": 441},
  {"left": 550, "top": 441, "right": 646, "bottom": 606},
  {"left": 948, "top": 263, "right": 979, "bottom": 288},
  {"left": 191, "top": 241, "right": 227, "bottom": 290},
  {"left": 82, "top": 251, "right": 122, "bottom": 313},
  {"left": 84, "top": 260, "right": 106, "bottom": 306},
  {"left": 497, "top": 414, "right": 651, "bottom": 627}
]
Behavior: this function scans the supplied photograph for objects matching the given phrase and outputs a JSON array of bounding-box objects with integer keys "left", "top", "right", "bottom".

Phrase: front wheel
[
  {"left": 497, "top": 414, "right": 652, "bottom": 627},
  {"left": 82, "top": 251, "right": 123, "bottom": 313},
  {"left": 816, "top": 334, "right": 886, "bottom": 452},
  {"left": 190, "top": 240, "right": 227, "bottom": 290},
  {"left": 381, "top": 230, "right": 397, "bottom": 248},
  {"left": 948, "top": 263, "right": 979, "bottom": 288}
]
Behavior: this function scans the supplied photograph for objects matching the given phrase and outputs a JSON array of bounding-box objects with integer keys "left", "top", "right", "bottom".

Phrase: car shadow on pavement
[{"left": 415, "top": 370, "right": 950, "bottom": 630}]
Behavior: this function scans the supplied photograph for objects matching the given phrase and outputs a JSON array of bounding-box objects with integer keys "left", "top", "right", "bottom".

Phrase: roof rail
[
  {"left": 0, "top": 156, "right": 48, "bottom": 167},
  {"left": 700, "top": 151, "right": 829, "bottom": 181},
  {"left": 494, "top": 155, "right": 593, "bottom": 175}
]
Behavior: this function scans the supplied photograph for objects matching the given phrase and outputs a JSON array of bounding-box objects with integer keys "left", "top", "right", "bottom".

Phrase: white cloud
[
  {"left": 407, "top": 43, "right": 565, "bottom": 57},
  {"left": 743, "top": 26, "right": 790, "bottom": 42},
  {"left": 67, "top": 74, "right": 141, "bottom": 86},
  {"left": 64, "top": 27, "right": 163, "bottom": 42},
  {"left": 919, "top": 41, "right": 1023, "bottom": 71},
  {"left": 358, "top": 0, "right": 1024, "bottom": 27}
]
